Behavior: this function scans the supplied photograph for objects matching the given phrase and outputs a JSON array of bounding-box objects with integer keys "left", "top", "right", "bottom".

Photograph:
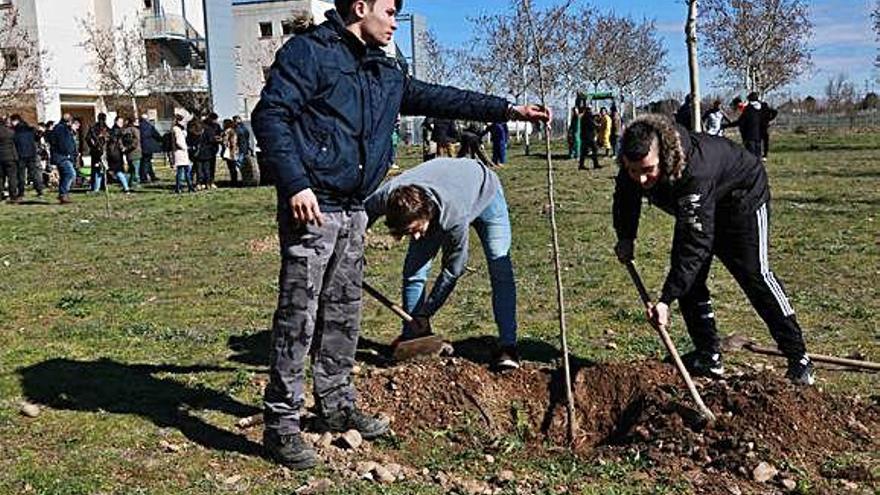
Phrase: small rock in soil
[
  {"left": 491, "top": 470, "right": 515, "bottom": 486},
  {"left": 484, "top": 454, "right": 495, "bottom": 464},
  {"left": 839, "top": 480, "right": 858, "bottom": 490},
  {"left": 338, "top": 429, "right": 363, "bottom": 450},
  {"left": 19, "top": 402, "right": 40, "bottom": 418},
  {"left": 605, "top": 342, "right": 618, "bottom": 350},
  {"left": 373, "top": 465, "right": 396, "bottom": 484},
  {"left": 752, "top": 462, "right": 778, "bottom": 483},
  {"left": 317, "top": 432, "right": 333, "bottom": 449},
  {"left": 384, "top": 463, "right": 403, "bottom": 479},
  {"left": 455, "top": 477, "right": 492, "bottom": 495},
  {"left": 356, "top": 461, "right": 379, "bottom": 476},
  {"left": 159, "top": 440, "right": 183, "bottom": 453},
  {"left": 781, "top": 479, "right": 796, "bottom": 491},
  {"left": 223, "top": 474, "right": 242, "bottom": 485},
  {"left": 295, "top": 477, "right": 334, "bottom": 494}
]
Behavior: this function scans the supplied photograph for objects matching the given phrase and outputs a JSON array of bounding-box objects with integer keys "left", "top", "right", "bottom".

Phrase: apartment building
[
  {"left": 0, "top": 0, "right": 209, "bottom": 127},
  {"left": 232, "top": 0, "right": 332, "bottom": 116}
]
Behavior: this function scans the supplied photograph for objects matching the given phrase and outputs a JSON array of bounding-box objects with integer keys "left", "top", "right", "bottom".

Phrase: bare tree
[
  {"left": 467, "top": 8, "right": 532, "bottom": 103},
  {"left": 419, "top": 28, "right": 458, "bottom": 85},
  {"left": 606, "top": 16, "right": 670, "bottom": 112},
  {"left": 0, "top": 7, "right": 49, "bottom": 111},
  {"left": 686, "top": 0, "right": 702, "bottom": 131},
  {"left": 873, "top": 0, "right": 880, "bottom": 68},
  {"left": 79, "top": 16, "right": 153, "bottom": 117},
  {"left": 824, "top": 73, "right": 856, "bottom": 113},
  {"left": 701, "top": 0, "right": 813, "bottom": 96}
]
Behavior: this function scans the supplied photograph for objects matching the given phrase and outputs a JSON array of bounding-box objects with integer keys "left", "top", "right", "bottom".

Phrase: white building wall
[{"left": 24, "top": 0, "right": 204, "bottom": 122}]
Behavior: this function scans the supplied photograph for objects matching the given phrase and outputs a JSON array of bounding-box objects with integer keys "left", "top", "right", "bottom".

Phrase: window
[
  {"left": 143, "top": 0, "right": 153, "bottom": 9},
  {"left": 259, "top": 22, "right": 273, "bottom": 38},
  {"left": 281, "top": 20, "right": 295, "bottom": 36},
  {"left": 2, "top": 49, "right": 19, "bottom": 70}
]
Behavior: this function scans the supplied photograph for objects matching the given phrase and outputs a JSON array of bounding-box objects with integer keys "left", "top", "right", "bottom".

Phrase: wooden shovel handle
[
  {"left": 625, "top": 261, "right": 716, "bottom": 422},
  {"left": 744, "top": 343, "right": 880, "bottom": 371},
  {"left": 362, "top": 281, "right": 413, "bottom": 323}
]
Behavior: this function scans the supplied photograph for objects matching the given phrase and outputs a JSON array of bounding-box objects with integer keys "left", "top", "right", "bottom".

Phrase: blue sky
[{"left": 399, "top": 0, "right": 877, "bottom": 99}]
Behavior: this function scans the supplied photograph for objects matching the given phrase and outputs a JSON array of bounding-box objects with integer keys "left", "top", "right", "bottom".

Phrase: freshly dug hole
[{"left": 358, "top": 357, "right": 879, "bottom": 480}]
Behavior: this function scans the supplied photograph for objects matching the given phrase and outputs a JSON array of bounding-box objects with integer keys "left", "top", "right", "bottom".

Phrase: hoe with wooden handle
[
  {"left": 625, "top": 261, "right": 716, "bottom": 422},
  {"left": 362, "top": 281, "right": 449, "bottom": 362},
  {"left": 722, "top": 334, "right": 880, "bottom": 371}
]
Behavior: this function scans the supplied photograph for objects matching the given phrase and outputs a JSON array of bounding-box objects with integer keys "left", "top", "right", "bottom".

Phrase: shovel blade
[{"left": 392, "top": 335, "right": 448, "bottom": 362}]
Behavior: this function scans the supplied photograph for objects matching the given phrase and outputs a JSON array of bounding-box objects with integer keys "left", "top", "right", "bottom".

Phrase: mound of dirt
[{"left": 358, "top": 358, "right": 879, "bottom": 490}]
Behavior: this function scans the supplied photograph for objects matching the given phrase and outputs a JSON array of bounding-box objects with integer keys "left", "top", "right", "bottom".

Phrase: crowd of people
[
  {"left": 420, "top": 118, "right": 510, "bottom": 168},
  {"left": 0, "top": 111, "right": 253, "bottom": 203},
  {"left": 676, "top": 92, "right": 779, "bottom": 159},
  {"left": 568, "top": 102, "right": 622, "bottom": 170}
]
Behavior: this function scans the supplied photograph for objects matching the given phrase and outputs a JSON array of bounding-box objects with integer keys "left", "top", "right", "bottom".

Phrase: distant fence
[{"left": 773, "top": 110, "right": 880, "bottom": 132}]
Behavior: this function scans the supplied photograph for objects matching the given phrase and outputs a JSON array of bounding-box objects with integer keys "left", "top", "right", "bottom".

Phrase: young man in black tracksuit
[
  {"left": 612, "top": 114, "right": 814, "bottom": 385},
  {"left": 724, "top": 92, "right": 766, "bottom": 159}
]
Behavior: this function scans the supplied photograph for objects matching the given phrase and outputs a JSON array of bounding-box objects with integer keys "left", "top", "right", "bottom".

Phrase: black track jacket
[{"left": 612, "top": 126, "right": 770, "bottom": 305}]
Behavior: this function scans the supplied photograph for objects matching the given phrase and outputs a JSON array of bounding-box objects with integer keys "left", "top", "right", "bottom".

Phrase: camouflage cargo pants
[{"left": 263, "top": 209, "right": 367, "bottom": 435}]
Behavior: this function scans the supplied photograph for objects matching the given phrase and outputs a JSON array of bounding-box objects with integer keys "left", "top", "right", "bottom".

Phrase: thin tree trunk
[
  {"left": 686, "top": 0, "right": 702, "bottom": 132},
  {"left": 521, "top": 0, "right": 578, "bottom": 447}
]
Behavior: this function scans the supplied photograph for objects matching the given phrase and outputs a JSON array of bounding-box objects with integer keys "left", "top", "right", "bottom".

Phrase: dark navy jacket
[
  {"left": 139, "top": 118, "right": 163, "bottom": 154},
  {"left": 251, "top": 10, "right": 509, "bottom": 212},
  {"left": 13, "top": 122, "right": 37, "bottom": 159},
  {"left": 49, "top": 123, "right": 78, "bottom": 165},
  {"left": 612, "top": 126, "right": 770, "bottom": 305}
]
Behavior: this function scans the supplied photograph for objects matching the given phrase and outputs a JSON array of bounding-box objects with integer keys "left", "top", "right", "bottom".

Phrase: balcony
[
  {"left": 142, "top": 13, "right": 206, "bottom": 70},
  {"left": 151, "top": 67, "right": 208, "bottom": 93},
  {"left": 141, "top": 13, "right": 202, "bottom": 41}
]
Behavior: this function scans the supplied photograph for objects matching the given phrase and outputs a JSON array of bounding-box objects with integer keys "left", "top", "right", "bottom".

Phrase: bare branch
[
  {"left": 79, "top": 15, "right": 154, "bottom": 115},
  {"left": 700, "top": 0, "right": 813, "bottom": 95},
  {"left": 0, "top": 6, "right": 50, "bottom": 111}
]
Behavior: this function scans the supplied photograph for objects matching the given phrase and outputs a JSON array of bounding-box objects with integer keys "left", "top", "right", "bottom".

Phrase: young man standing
[
  {"left": 612, "top": 114, "right": 814, "bottom": 386},
  {"left": 251, "top": 0, "right": 549, "bottom": 470},
  {"left": 365, "top": 158, "right": 520, "bottom": 369},
  {"left": 49, "top": 118, "right": 80, "bottom": 204}
]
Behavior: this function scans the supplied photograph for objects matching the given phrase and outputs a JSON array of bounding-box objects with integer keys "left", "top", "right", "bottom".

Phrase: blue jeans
[
  {"left": 175, "top": 165, "right": 194, "bottom": 193},
  {"left": 115, "top": 171, "right": 130, "bottom": 191},
  {"left": 57, "top": 159, "right": 76, "bottom": 197},
  {"left": 492, "top": 141, "right": 507, "bottom": 164},
  {"left": 401, "top": 187, "right": 517, "bottom": 346},
  {"left": 129, "top": 159, "right": 141, "bottom": 186}
]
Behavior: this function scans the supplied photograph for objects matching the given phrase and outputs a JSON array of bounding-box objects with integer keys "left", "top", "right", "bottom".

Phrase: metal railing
[
  {"left": 150, "top": 66, "right": 208, "bottom": 92},
  {"left": 141, "top": 13, "right": 203, "bottom": 41}
]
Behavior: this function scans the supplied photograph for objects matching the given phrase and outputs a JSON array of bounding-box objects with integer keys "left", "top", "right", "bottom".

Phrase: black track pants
[{"left": 680, "top": 201, "right": 807, "bottom": 358}]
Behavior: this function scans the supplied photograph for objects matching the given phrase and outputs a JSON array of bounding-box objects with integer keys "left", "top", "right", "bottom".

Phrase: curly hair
[{"left": 617, "top": 114, "right": 687, "bottom": 183}]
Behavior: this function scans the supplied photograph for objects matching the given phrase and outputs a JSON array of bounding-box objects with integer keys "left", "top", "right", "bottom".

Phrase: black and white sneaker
[
  {"left": 786, "top": 355, "right": 815, "bottom": 386},
  {"left": 679, "top": 350, "right": 725, "bottom": 378},
  {"left": 494, "top": 345, "right": 520, "bottom": 371}
]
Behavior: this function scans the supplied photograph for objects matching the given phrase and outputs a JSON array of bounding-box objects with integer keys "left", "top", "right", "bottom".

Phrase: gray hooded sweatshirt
[{"left": 365, "top": 157, "right": 500, "bottom": 316}]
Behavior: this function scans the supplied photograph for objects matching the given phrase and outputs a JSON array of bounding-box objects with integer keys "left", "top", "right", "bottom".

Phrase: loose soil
[{"left": 358, "top": 354, "right": 879, "bottom": 494}]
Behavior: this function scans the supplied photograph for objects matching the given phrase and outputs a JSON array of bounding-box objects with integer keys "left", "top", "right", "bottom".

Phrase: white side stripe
[{"left": 756, "top": 204, "right": 795, "bottom": 316}]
